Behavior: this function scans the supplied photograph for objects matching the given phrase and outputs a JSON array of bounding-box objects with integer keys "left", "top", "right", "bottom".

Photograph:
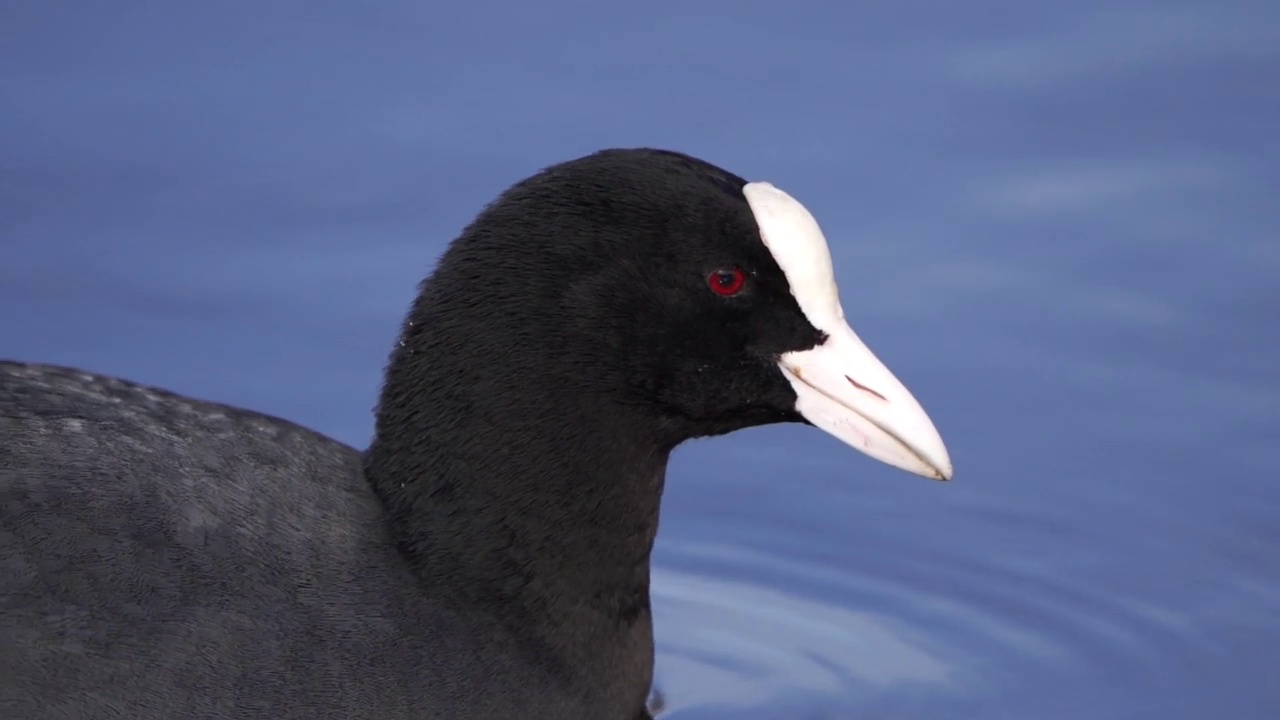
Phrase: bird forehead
[{"left": 741, "top": 181, "right": 843, "bottom": 329}]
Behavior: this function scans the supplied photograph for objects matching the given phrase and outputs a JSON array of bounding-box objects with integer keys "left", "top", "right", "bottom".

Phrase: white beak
[
  {"left": 779, "top": 321, "right": 953, "bottom": 481},
  {"left": 740, "top": 179, "right": 951, "bottom": 480}
]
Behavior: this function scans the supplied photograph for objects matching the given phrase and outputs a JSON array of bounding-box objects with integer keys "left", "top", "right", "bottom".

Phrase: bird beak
[{"left": 779, "top": 321, "right": 953, "bottom": 481}]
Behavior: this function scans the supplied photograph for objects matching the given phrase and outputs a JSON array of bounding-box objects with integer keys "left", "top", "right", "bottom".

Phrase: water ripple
[{"left": 650, "top": 529, "right": 1206, "bottom": 718}]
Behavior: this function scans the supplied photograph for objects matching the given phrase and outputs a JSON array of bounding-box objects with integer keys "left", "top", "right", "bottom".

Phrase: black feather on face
[{"left": 378, "top": 149, "right": 826, "bottom": 453}]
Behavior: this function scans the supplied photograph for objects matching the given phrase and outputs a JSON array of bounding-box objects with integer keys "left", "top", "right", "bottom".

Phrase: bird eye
[{"left": 707, "top": 268, "right": 746, "bottom": 296}]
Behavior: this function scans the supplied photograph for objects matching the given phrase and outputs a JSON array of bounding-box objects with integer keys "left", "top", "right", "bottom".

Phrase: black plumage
[{"left": 2, "top": 149, "right": 887, "bottom": 719}]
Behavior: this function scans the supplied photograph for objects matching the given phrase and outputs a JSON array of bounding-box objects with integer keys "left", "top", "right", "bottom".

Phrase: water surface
[{"left": 3, "top": 2, "right": 1278, "bottom": 717}]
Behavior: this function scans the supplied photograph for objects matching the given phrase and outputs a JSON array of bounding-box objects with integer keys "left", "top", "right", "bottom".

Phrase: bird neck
[{"left": 364, "top": 309, "right": 672, "bottom": 697}]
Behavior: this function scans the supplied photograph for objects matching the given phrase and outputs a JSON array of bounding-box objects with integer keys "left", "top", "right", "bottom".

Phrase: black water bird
[{"left": 1, "top": 148, "right": 952, "bottom": 719}]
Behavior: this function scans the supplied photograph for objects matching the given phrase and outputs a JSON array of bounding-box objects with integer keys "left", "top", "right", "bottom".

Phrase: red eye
[{"left": 707, "top": 268, "right": 746, "bottom": 296}]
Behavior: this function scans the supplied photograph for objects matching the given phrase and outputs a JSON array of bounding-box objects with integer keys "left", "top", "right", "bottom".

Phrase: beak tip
[
  {"left": 902, "top": 431, "right": 952, "bottom": 481},
  {"left": 927, "top": 447, "right": 954, "bottom": 482},
  {"left": 914, "top": 457, "right": 953, "bottom": 482}
]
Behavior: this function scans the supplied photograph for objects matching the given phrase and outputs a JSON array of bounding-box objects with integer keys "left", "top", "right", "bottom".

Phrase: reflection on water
[
  {"left": 649, "top": 468, "right": 1280, "bottom": 720},
  {"left": 653, "top": 542, "right": 951, "bottom": 714}
]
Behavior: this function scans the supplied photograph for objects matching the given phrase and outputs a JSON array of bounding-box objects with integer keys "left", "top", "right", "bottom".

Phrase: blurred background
[{"left": 3, "top": 1, "right": 1278, "bottom": 717}]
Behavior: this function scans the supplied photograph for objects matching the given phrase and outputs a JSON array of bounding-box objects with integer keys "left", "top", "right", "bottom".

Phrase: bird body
[{"left": 2, "top": 149, "right": 950, "bottom": 719}]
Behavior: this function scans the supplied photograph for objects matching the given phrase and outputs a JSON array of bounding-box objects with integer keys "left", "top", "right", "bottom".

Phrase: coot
[{"left": 1, "top": 148, "right": 951, "bottom": 719}]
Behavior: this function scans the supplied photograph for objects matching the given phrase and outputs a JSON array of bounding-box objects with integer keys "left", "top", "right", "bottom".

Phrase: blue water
[{"left": 3, "top": 2, "right": 1278, "bottom": 718}]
